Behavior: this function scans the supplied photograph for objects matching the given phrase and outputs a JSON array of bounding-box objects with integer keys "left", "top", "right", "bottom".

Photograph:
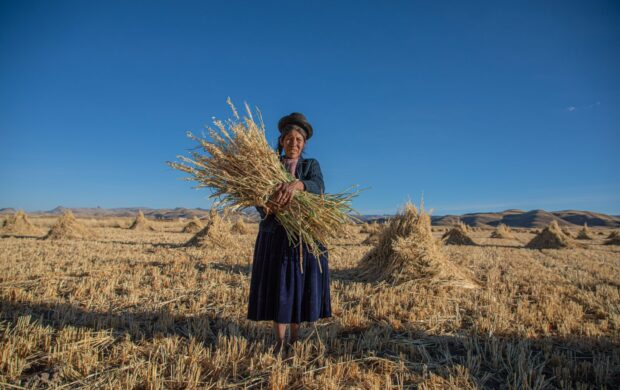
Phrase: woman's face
[{"left": 280, "top": 129, "right": 306, "bottom": 159}]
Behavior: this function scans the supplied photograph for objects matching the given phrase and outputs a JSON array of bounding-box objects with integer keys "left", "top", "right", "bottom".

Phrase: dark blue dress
[{"left": 247, "top": 156, "right": 332, "bottom": 324}]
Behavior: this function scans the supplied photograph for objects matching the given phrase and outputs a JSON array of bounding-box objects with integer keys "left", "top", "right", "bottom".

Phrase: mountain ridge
[{"left": 2, "top": 206, "right": 618, "bottom": 228}]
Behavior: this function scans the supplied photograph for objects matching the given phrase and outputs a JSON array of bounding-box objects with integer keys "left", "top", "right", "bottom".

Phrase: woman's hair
[{"left": 276, "top": 124, "right": 308, "bottom": 157}]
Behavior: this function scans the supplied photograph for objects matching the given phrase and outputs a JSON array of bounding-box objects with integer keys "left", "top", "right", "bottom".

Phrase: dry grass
[
  {"left": 1, "top": 215, "right": 619, "bottom": 388},
  {"left": 526, "top": 220, "right": 574, "bottom": 249}
]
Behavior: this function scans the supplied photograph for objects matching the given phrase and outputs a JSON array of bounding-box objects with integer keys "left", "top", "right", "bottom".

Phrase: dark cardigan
[{"left": 255, "top": 156, "right": 325, "bottom": 233}]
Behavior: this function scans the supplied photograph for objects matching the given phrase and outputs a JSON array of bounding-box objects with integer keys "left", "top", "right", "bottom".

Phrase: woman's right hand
[{"left": 265, "top": 185, "right": 285, "bottom": 215}]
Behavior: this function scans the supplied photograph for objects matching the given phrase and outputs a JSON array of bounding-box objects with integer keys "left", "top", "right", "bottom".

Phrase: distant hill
[
  {"left": 432, "top": 209, "right": 620, "bottom": 228},
  {"left": 1, "top": 206, "right": 619, "bottom": 228}
]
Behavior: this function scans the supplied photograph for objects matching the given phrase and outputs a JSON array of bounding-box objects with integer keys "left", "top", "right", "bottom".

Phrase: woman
[{"left": 247, "top": 112, "right": 332, "bottom": 355}]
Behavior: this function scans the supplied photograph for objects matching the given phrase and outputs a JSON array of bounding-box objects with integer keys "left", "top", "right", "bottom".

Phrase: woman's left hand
[{"left": 272, "top": 180, "right": 305, "bottom": 208}]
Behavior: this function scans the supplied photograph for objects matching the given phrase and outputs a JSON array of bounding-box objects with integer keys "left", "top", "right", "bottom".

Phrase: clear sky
[{"left": 1, "top": 0, "right": 619, "bottom": 215}]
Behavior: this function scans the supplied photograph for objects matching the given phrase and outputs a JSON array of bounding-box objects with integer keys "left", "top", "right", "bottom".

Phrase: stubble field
[{"left": 1, "top": 216, "right": 619, "bottom": 389}]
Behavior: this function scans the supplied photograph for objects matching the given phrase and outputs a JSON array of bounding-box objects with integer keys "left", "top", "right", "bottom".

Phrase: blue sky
[{"left": 1, "top": 0, "right": 619, "bottom": 215}]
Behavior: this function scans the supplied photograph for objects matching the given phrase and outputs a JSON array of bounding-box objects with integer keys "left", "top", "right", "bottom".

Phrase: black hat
[{"left": 277, "top": 112, "right": 313, "bottom": 140}]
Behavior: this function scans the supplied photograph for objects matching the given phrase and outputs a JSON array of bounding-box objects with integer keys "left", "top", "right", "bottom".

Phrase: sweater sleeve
[{"left": 300, "top": 159, "right": 325, "bottom": 195}]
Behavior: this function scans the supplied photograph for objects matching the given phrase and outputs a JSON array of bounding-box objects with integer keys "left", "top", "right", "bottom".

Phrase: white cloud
[{"left": 566, "top": 101, "right": 600, "bottom": 112}]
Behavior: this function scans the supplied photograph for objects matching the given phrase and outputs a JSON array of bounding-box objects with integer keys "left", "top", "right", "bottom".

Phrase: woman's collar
[{"left": 280, "top": 155, "right": 305, "bottom": 163}]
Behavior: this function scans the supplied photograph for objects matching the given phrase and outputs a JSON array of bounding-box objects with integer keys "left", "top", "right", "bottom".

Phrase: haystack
[
  {"left": 44, "top": 210, "right": 96, "bottom": 240},
  {"left": 129, "top": 210, "right": 156, "bottom": 231},
  {"left": 356, "top": 202, "right": 479, "bottom": 289},
  {"left": 576, "top": 223, "right": 593, "bottom": 240},
  {"left": 525, "top": 220, "right": 573, "bottom": 249},
  {"left": 441, "top": 222, "right": 476, "bottom": 246},
  {"left": 185, "top": 211, "right": 233, "bottom": 249},
  {"left": 182, "top": 216, "right": 204, "bottom": 233},
  {"left": 490, "top": 223, "right": 515, "bottom": 239},
  {"left": 0, "top": 210, "right": 44, "bottom": 236},
  {"left": 231, "top": 218, "right": 250, "bottom": 234},
  {"left": 606, "top": 230, "right": 620, "bottom": 240}
]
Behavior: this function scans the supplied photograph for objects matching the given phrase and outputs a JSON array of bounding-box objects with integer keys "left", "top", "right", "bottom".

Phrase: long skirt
[{"left": 247, "top": 222, "right": 332, "bottom": 324}]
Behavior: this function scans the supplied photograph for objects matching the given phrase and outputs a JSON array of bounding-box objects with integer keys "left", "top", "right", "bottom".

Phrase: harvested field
[{"left": 1, "top": 218, "right": 619, "bottom": 388}]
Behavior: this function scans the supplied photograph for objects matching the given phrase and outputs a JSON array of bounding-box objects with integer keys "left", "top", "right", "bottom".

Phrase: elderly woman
[{"left": 247, "top": 112, "right": 332, "bottom": 354}]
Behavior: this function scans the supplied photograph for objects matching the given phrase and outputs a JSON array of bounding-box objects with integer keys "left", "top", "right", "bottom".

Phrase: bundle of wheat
[
  {"left": 185, "top": 211, "right": 233, "bottom": 249},
  {"left": 356, "top": 202, "right": 479, "bottom": 289},
  {"left": 182, "top": 216, "right": 204, "bottom": 233},
  {"left": 167, "top": 98, "right": 360, "bottom": 266},
  {"left": 441, "top": 222, "right": 476, "bottom": 246},
  {"left": 490, "top": 223, "right": 515, "bottom": 239},
  {"left": 0, "top": 210, "right": 44, "bottom": 237},
  {"left": 576, "top": 223, "right": 593, "bottom": 240},
  {"left": 525, "top": 220, "right": 573, "bottom": 249},
  {"left": 44, "top": 210, "right": 96, "bottom": 240},
  {"left": 129, "top": 210, "right": 156, "bottom": 231}
]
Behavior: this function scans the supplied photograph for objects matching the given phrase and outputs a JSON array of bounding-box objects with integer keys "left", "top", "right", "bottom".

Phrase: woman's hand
[{"left": 271, "top": 181, "right": 305, "bottom": 210}]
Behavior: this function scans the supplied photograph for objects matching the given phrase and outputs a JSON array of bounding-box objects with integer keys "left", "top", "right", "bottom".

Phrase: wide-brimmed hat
[{"left": 277, "top": 112, "right": 313, "bottom": 140}]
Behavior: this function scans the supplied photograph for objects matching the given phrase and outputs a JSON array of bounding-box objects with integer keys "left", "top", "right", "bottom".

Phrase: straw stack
[
  {"left": 231, "top": 218, "right": 250, "bottom": 235},
  {"left": 129, "top": 210, "right": 156, "bottom": 231},
  {"left": 442, "top": 222, "right": 476, "bottom": 246},
  {"left": 45, "top": 210, "right": 97, "bottom": 240},
  {"left": 185, "top": 211, "right": 233, "bottom": 249},
  {"left": 490, "top": 223, "right": 515, "bottom": 239},
  {"left": 356, "top": 202, "right": 479, "bottom": 289},
  {"left": 525, "top": 220, "right": 573, "bottom": 249},
  {"left": 182, "top": 216, "right": 204, "bottom": 233},
  {"left": 0, "top": 210, "right": 44, "bottom": 237},
  {"left": 576, "top": 223, "right": 593, "bottom": 240}
]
